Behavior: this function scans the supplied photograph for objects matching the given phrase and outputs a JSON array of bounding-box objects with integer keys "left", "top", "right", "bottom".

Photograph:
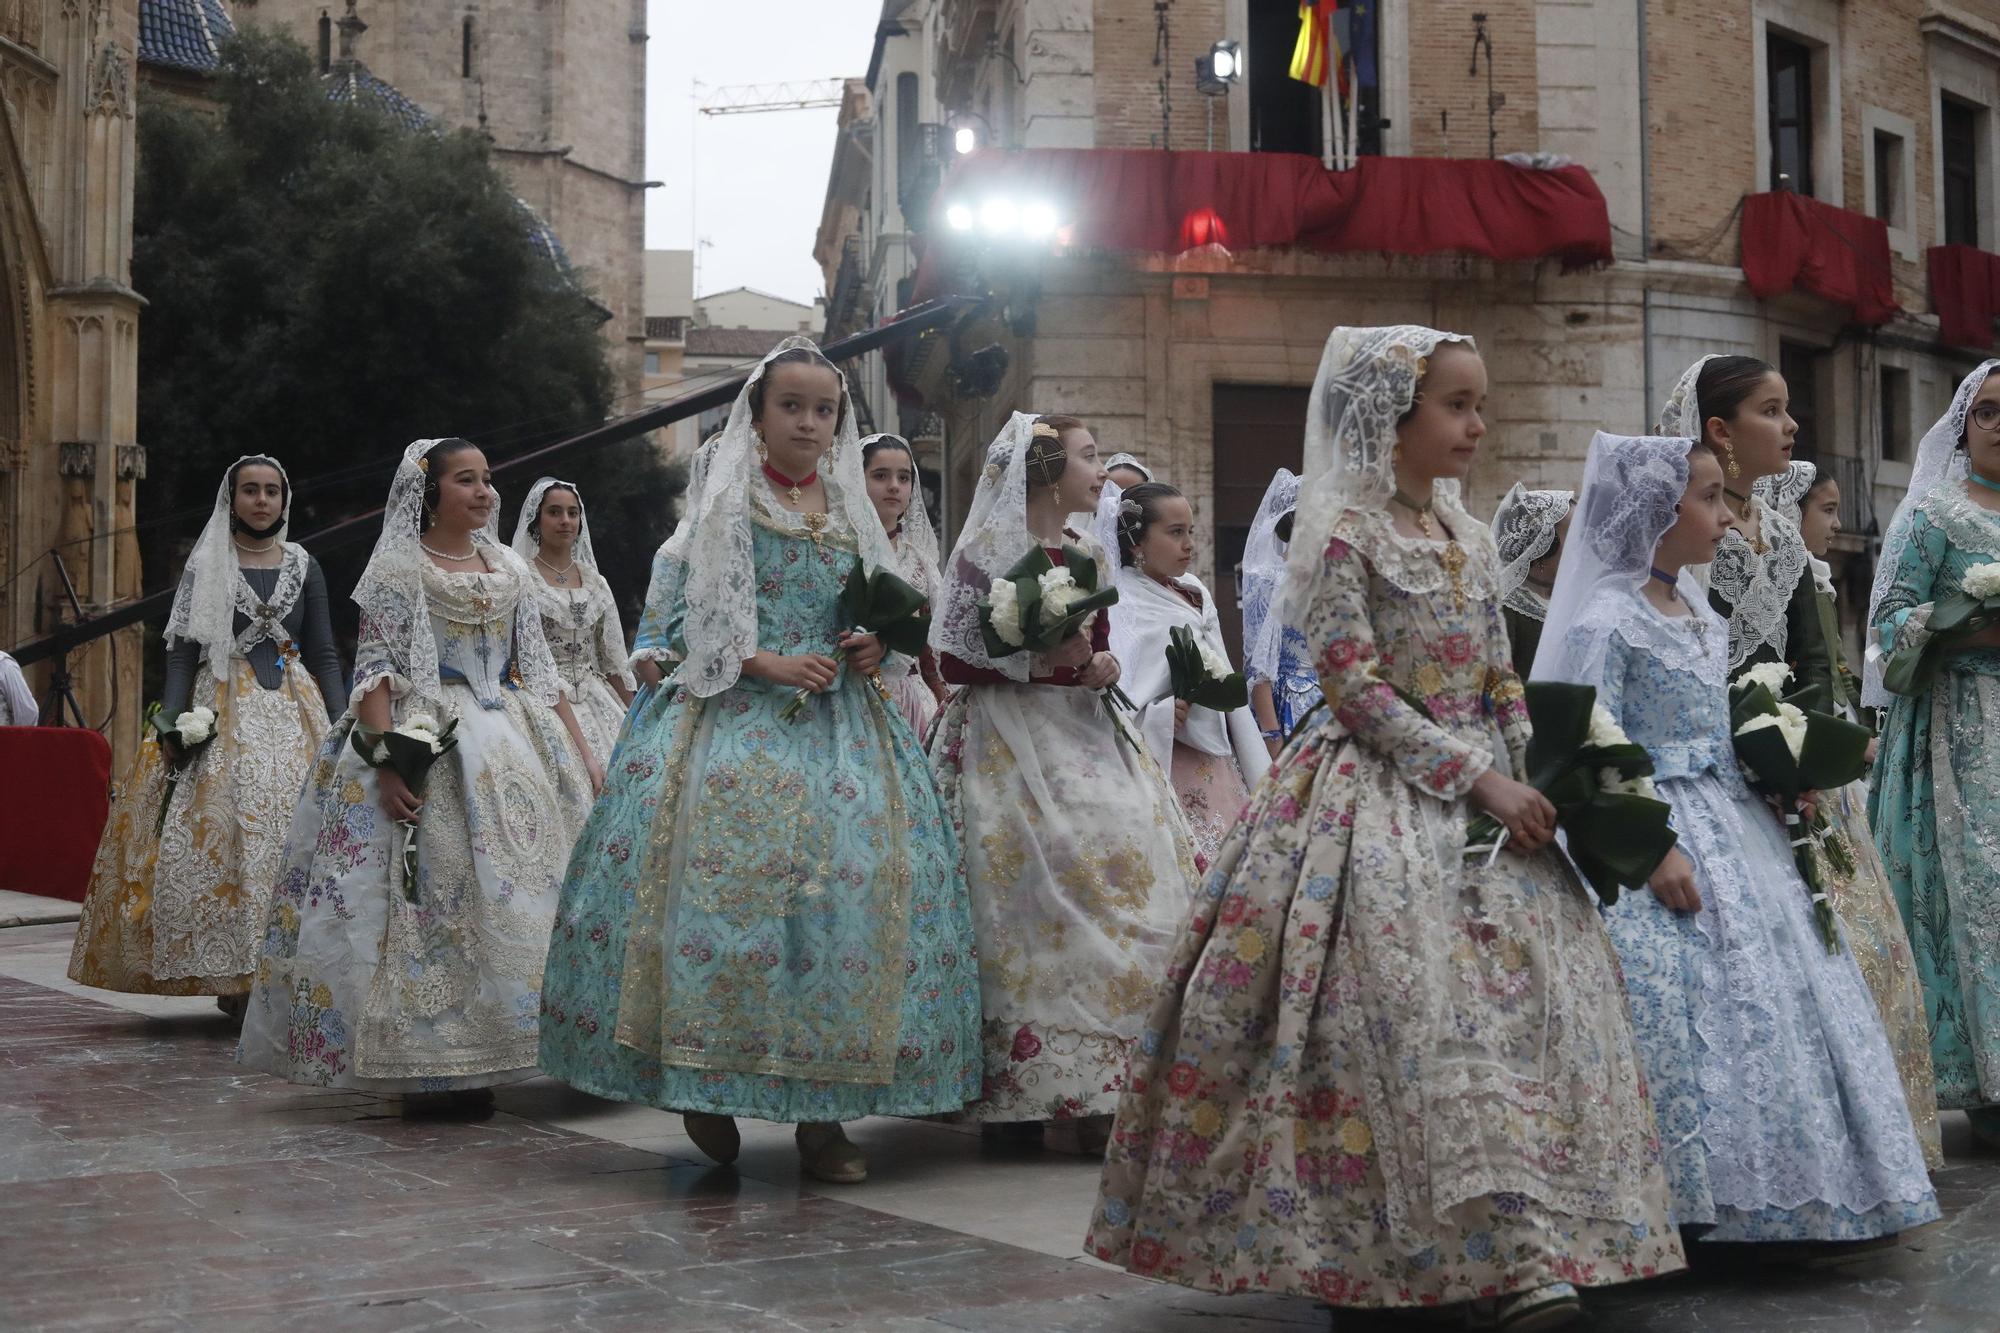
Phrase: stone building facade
[
  {"left": 1, "top": 0, "right": 146, "bottom": 758},
  {"left": 243, "top": 0, "right": 650, "bottom": 390},
  {"left": 823, "top": 0, "right": 2000, "bottom": 658}
]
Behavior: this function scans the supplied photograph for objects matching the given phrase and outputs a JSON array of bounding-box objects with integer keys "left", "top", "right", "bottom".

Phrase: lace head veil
[
  {"left": 1103, "top": 452, "right": 1153, "bottom": 482},
  {"left": 1277, "top": 325, "right": 1477, "bottom": 635},
  {"left": 1863, "top": 358, "right": 2000, "bottom": 706},
  {"left": 930, "top": 412, "right": 1049, "bottom": 682},
  {"left": 1655, "top": 353, "right": 1723, "bottom": 439},
  {"left": 1755, "top": 459, "right": 1818, "bottom": 518},
  {"left": 670, "top": 335, "right": 890, "bottom": 698},
  {"left": 165, "top": 455, "right": 295, "bottom": 682},
  {"left": 1492, "top": 483, "right": 1574, "bottom": 616},
  {"left": 1531, "top": 432, "right": 1709, "bottom": 686},
  {"left": 352, "top": 439, "right": 473, "bottom": 707},
  {"left": 510, "top": 476, "right": 598, "bottom": 570},
  {"left": 1090, "top": 476, "right": 1126, "bottom": 568},
  {"left": 1240, "top": 468, "right": 1301, "bottom": 680},
  {"left": 860, "top": 432, "right": 941, "bottom": 581}
]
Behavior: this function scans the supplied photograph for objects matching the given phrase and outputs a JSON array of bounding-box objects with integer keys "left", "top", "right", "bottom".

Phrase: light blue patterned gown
[
  {"left": 1869, "top": 486, "right": 2000, "bottom": 1124},
  {"left": 1240, "top": 567, "right": 1323, "bottom": 734},
  {"left": 1565, "top": 587, "right": 1938, "bottom": 1240},
  {"left": 537, "top": 493, "right": 983, "bottom": 1121}
]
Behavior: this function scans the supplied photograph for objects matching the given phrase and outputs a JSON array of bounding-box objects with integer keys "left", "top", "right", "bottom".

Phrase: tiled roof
[
  {"left": 684, "top": 327, "right": 806, "bottom": 359},
  {"left": 138, "top": 0, "right": 236, "bottom": 74},
  {"left": 324, "top": 63, "right": 434, "bottom": 133}
]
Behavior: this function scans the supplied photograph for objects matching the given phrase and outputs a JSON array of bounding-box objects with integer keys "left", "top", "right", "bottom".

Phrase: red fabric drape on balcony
[
  {"left": 0, "top": 727, "right": 111, "bottom": 903},
  {"left": 1929, "top": 244, "right": 2000, "bottom": 349},
  {"left": 1738, "top": 191, "right": 1901, "bottom": 326},
  {"left": 909, "top": 149, "right": 1615, "bottom": 303}
]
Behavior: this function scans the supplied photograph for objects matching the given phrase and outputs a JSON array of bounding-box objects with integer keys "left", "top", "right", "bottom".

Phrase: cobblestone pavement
[{"left": 5, "top": 918, "right": 1999, "bottom": 1331}]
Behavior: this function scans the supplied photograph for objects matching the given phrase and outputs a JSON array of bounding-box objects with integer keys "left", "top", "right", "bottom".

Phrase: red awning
[
  {"left": 1929, "top": 244, "right": 2000, "bottom": 350},
  {"left": 910, "top": 149, "right": 1615, "bottom": 302},
  {"left": 1738, "top": 191, "right": 1900, "bottom": 326}
]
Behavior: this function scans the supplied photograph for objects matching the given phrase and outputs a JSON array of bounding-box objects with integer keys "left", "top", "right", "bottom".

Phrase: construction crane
[{"left": 698, "top": 80, "right": 846, "bottom": 116}]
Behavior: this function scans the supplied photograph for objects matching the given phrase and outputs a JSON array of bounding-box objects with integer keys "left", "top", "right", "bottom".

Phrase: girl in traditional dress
[
  {"left": 1535, "top": 430, "right": 1938, "bottom": 1244},
  {"left": 1109, "top": 482, "right": 1270, "bottom": 868},
  {"left": 1754, "top": 460, "right": 1941, "bottom": 1164},
  {"left": 237, "top": 438, "right": 600, "bottom": 1110},
  {"left": 537, "top": 340, "right": 982, "bottom": 1185},
  {"left": 1239, "top": 469, "right": 1322, "bottom": 758},
  {"left": 1492, "top": 483, "right": 1574, "bottom": 679},
  {"left": 861, "top": 433, "right": 949, "bottom": 736},
  {"left": 70, "top": 457, "right": 345, "bottom": 1017},
  {"left": 1659, "top": 356, "right": 1940, "bottom": 1165},
  {"left": 1104, "top": 453, "right": 1155, "bottom": 490},
  {"left": 929, "top": 413, "right": 1199, "bottom": 1147},
  {"left": 510, "top": 477, "right": 636, "bottom": 765},
  {"left": 1090, "top": 329, "right": 1684, "bottom": 1328},
  {"left": 1868, "top": 359, "right": 2000, "bottom": 1148}
]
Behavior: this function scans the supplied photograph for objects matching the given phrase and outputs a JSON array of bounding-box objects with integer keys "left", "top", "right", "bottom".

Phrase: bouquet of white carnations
[
  {"left": 1461, "top": 682, "right": 1676, "bottom": 906},
  {"left": 1163, "top": 625, "right": 1250, "bottom": 712},
  {"left": 978, "top": 545, "right": 1138, "bottom": 741},
  {"left": 1881, "top": 560, "right": 2000, "bottom": 698},
  {"left": 351, "top": 714, "right": 461, "bottom": 902},
  {"left": 1729, "top": 663, "right": 1871, "bottom": 953},
  {"left": 147, "top": 702, "right": 217, "bottom": 835}
]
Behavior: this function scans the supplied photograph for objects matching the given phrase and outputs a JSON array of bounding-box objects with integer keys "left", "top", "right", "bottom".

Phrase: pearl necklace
[
  {"left": 536, "top": 552, "right": 578, "bottom": 586},
  {"left": 233, "top": 535, "right": 278, "bottom": 554},
  {"left": 421, "top": 538, "right": 478, "bottom": 561}
]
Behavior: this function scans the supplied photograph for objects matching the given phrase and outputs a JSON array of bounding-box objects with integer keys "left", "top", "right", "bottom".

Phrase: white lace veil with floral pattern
[
  {"left": 670, "top": 336, "right": 892, "bottom": 698},
  {"left": 860, "top": 433, "right": 941, "bottom": 595},
  {"left": 1655, "top": 353, "right": 1722, "bottom": 439},
  {"left": 1863, "top": 359, "right": 2000, "bottom": 706},
  {"left": 1103, "top": 452, "right": 1153, "bottom": 482},
  {"left": 930, "top": 412, "right": 1058, "bottom": 683},
  {"left": 1276, "top": 325, "right": 1478, "bottom": 638},
  {"left": 165, "top": 455, "right": 302, "bottom": 682},
  {"left": 1240, "top": 468, "right": 1300, "bottom": 682},
  {"left": 509, "top": 476, "right": 600, "bottom": 571},
  {"left": 1532, "top": 432, "right": 1716, "bottom": 689},
  {"left": 1492, "top": 483, "right": 1574, "bottom": 621}
]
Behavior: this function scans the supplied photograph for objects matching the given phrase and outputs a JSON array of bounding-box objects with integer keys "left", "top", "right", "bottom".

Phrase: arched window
[
  {"left": 317, "top": 11, "right": 332, "bottom": 72},
  {"left": 462, "top": 17, "right": 475, "bottom": 78}
]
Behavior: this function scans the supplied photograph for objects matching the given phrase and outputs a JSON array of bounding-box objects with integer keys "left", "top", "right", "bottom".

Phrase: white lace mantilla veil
[
  {"left": 1530, "top": 432, "right": 1717, "bottom": 690},
  {"left": 1103, "top": 451, "right": 1153, "bottom": 482},
  {"left": 1275, "top": 325, "right": 1480, "bottom": 640},
  {"left": 1240, "top": 467, "right": 1300, "bottom": 681},
  {"left": 351, "top": 438, "right": 563, "bottom": 712},
  {"left": 1090, "top": 476, "right": 1126, "bottom": 569},
  {"left": 1756, "top": 458, "right": 1818, "bottom": 519},
  {"left": 1492, "top": 483, "right": 1574, "bottom": 620},
  {"left": 1863, "top": 358, "right": 2000, "bottom": 707},
  {"left": 668, "top": 335, "right": 892, "bottom": 699},
  {"left": 509, "top": 476, "right": 599, "bottom": 571},
  {"left": 165, "top": 454, "right": 306, "bottom": 683},
  {"left": 931, "top": 411, "right": 1073, "bottom": 683}
]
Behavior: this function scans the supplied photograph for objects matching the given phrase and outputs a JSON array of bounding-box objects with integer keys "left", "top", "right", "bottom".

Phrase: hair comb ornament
[
  {"left": 1031, "top": 422, "right": 1062, "bottom": 442},
  {"left": 416, "top": 456, "right": 430, "bottom": 474}
]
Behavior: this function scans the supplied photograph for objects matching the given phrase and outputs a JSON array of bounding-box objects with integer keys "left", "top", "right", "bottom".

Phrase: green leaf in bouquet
[
  {"left": 1733, "top": 723, "right": 1802, "bottom": 796},
  {"left": 1795, "top": 707, "right": 1873, "bottom": 791},
  {"left": 1782, "top": 682, "right": 1834, "bottom": 714},
  {"left": 1565, "top": 792, "right": 1680, "bottom": 906},
  {"left": 349, "top": 724, "right": 388, "bottom": 767},
  {"left": 1003, "top": 545, "right": 1058, "bottom": 582},
  {"left": 841, "top": 557, "right": 932, "bottom": 658},
  {"left": 1040, "top": 585, "right": 1120, "bottom": 648},
  {"left": 1728, "top": 681, "right": 1782, "bottom": 732},
  {"left": 1189, "top": 673, "right": 1251, "bottom": 712},
  {"left": 1520, "top": 682, "right": 1595, "bottom": 790},
  {"left": 1924, "top": 590, "right": 1982, "bottom": 637},
  {"left": 1060, "top": 544, "right": 1100, "bottom": 592},
  {"left": 1166, "top": 625, "right": 1200, "bottom": 700}
]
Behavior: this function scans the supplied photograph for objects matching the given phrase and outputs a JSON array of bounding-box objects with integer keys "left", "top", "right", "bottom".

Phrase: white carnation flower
[
  {"left": 1037, "top": 567, "right": 1083, "bottom": 619},
  {"left": 1738, "top": 705, "right": 1807, "bottom": 760},
  {"left": 1961, "top": 562, "right": 2000, "bottom": 600},
  {"left": 403, "top": 713, "right": 440, "bottom": 735},
  {"left": 1599, "top": 768, "right": 1658, "bottom": 799},
  {"left": 174, "top": 708, "right": 215, "bottom": 744},
  {"left": 1584, "top": 704, "right": 1628, "bottom": 751},
  {"left": 1197, "top": 641, "right": 1234, "bottom": 681},
  {"left": 986, "top": 577, "right": 1025, "bottom": 647},
  {"left": 1733, "top": 662, "right": 1794, "bottom": 697}
]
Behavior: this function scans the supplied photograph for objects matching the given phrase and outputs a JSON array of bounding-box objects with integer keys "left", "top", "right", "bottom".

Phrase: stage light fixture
[{"left": 954, "top": 125, "right": 978, "bottom": 155}]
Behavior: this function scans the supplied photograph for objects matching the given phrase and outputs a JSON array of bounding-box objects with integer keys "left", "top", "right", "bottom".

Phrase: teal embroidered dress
[
  {"left": 537, "top": 492, "right": 983, "bottom": 1121},
  {"left": 1870, "top": 484, "right": 2000, "bottom": 1120}
]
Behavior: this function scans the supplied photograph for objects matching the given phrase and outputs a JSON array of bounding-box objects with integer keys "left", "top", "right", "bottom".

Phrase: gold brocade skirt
[{"left": 68, "top": 660, "right": 328, "bottom": 996}]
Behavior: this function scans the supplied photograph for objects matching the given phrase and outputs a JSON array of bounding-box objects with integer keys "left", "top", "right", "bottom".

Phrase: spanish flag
[{"left": 1290, "top": 2, "right": 1349, "bottom": 95}]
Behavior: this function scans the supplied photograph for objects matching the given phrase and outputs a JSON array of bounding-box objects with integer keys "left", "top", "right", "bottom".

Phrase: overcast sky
[{"left": 649, "top": 0, "right": 884, "bottom": 304}]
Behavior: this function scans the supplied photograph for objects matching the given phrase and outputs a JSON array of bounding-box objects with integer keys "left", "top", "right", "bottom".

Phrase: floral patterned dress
[
  {"left": 929, "top": 533, "right": 1202, "bottom": 1123},
  {"left": 1871, "top": 485, "right": 2000, "bottom": 1122},
  {"left": 536, "top": 494, "right": 983, "bottom": 1122},
  {"left": 1573, "top": 590, "right": 1938, "bottom": 1241},
  {"left": 1088, "top": 510, "right": 1684, "bottom": 1307},
  {"left": 527, "top": 572, "right": 634, "bottom": 768},
  {"left": 236, "top": 560, "right": 593, "bottom": 1090}
]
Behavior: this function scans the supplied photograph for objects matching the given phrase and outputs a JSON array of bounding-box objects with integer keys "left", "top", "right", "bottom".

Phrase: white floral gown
[
  {"left": 928, "top": 531, "right": 1202, "bottom": 1122},
  {"left": 881, "top": 526, "right": 944, "bottom": 739},
  {"left": 526, "top": 569, "right": 634, "bottom": 766},
  {"left": 237, "top": 559, "right": 593, "bottom": 1090},
  {"left": 1088, "top": 510, "right": 1685, "bottom": 1305}
]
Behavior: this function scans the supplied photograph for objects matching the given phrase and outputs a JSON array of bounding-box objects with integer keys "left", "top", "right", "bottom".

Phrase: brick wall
[
  {"left": 1090, "top": 0, "right": 1228, "bottom": 150},
  {"left": 1405, "top": 0, "right": 1540, "bottom": 159}
]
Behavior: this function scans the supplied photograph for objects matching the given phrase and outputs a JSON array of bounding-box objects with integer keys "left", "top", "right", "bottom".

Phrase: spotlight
[
  {"left": 954, "top": 125, "right": 979, "bottom": 155},
  {"left": 1022, "top": 202, "right": 1058, "bottom": 239},
  {"left": 945, "top": 203, "right": 975, "bottom": 232},
  {"left": 979, "top": 198, "right": 1019, "bottom": 235},
  {"left": 1211, "top": 40, "right": 1241, "bottom": 82}
]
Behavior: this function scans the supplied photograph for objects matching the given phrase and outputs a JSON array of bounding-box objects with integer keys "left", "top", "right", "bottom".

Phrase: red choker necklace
[{"left": 762, "top": 462, "right": 817, "bottom": 503}]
